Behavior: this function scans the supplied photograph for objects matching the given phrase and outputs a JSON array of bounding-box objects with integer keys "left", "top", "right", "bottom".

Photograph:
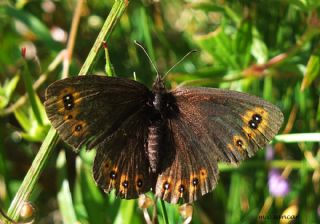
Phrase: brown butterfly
[{"left": 44, "top": 72, "right": 283, "bottom": 204}]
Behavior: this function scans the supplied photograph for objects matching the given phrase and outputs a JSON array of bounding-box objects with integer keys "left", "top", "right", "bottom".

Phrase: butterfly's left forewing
[
  {"left": 155, "top": 87, "right": 283, "bottom": 203},
  {"left": 44, "top": 75, "right": 151, "bottom": 151}
]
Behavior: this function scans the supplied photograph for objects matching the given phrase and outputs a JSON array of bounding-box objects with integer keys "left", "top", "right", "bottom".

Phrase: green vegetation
[{"left": 0, "top": 0, "right": 319, "bottom": 223}]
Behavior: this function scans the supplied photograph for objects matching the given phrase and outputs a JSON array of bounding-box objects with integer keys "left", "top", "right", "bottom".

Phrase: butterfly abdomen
[{"left": 147, "top": 121, "right": 163, "bottom": 173}]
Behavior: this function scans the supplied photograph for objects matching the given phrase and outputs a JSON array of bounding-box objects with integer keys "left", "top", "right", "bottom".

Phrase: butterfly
[{"left": 44, "top": 73, "right": 283, "bottom": 204}]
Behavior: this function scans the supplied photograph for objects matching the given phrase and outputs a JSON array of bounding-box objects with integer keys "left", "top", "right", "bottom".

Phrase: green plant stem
[
  {"left": 21, "top": 60, "right": 44, "bottom": 126},
  {"left": 6, "top": 127, "right": 59, "bottom": 222},
  {"left": 160, "top": 200, "right": 169, "bottom": 224},
  {"left": 218, "top": 160, "right": 318, "bottom": 172},
  {"left": 104, "top": 42, "right": 114, "bottom": 76},
  {"left": 79, "top": 0, "right": 129, "bottom": 75},
  {"left": 274, "top": 133, "right": 320, "bottom": 143},
  {"left": 6, "top": 1, "right": 129, "bottom": 222}
]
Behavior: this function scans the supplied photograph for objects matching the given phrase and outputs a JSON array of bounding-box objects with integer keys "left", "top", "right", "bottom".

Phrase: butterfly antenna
[
  {"left": 134, "top": 40, "right": 160, "bottom": 78},
  {"left": 163, "top": 50, "right": 198, "bottom": 79}
]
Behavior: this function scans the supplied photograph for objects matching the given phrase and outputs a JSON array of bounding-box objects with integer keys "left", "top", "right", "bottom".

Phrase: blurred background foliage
[{"left": 0, "top": 0, "right": 320, "bottom": 223}]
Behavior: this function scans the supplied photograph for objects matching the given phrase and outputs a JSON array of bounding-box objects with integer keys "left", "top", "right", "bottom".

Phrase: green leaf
[
  {"left": 226, "top": 172, "right": 241, "bottom": 224},
  {"left": 21, "top": 60, "right": 44, "bottom": 126},
  {"left": 251, "top": 37, "right": 268, "bottom": 64},
  {"left": 140, "top": 7, "right": 155, "bottom": 63},
  {"left": 263, "top": 75, "right": 273, "bottom": 101},
  {"left": 0, "top": 75, "right": 20, "bottom": 109},
  {"left": 78, "top": 157, "right": 108, "bottom": 224},
  {"left": 194, "top": 28, "right": 239, "bottom": 69},
  {"left": 191, "top": 3, "right": 226, "bottom": 13},
  {"left": 14, "top": 106, "right": 50, "bottom": 142},
  {"left": 14, "top": 107, "right": 31, "bottom": 132},
  {"left": 235, "top": 19, "right": 253, "bottom": 68},
  {"left": 57, "top": 151, "right": 78, "bottom": 224},
  {"left": 301, "top": 45, "right": 320, "bottom": 91},
  {"left": 288, "top": 0, "right": 320, "bottom": 10},
  {"left": 114, "top": 200, "right": 136, "bottom": 224}
]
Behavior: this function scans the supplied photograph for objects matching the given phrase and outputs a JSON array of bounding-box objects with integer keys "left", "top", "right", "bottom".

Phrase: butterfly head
[{"left": 152, "top": 75, "right": 165, "bottom": 93}]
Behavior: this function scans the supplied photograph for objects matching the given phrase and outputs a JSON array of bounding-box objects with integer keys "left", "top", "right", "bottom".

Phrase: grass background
[{"left": 0, "top": 0, "right": 320, "bottom": 223}]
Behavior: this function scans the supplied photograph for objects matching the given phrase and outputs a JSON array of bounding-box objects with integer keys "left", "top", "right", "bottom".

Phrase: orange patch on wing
[
  {"left": 256, "top": 116, "right": 269, "bottom": 134},
  {"left": 112, "top": 165, "right": 119, "bottom": 173},
  {"left": 56, "top": 100, "right": 65, "bottom": 113},
  {"left": 60, "top": 87, "right": 78, "bottom": 97},
  {"left": 63, "top": 109, "right": 80, "bottom": 121},
  {"left": 243, "top": 126, "right": 256, "bottom": 139},
  {"left": 189, "top": 174, "right": 199, "bottom": 200},
  {"left": 103, "top": 159, "right": 112, "bottom": 173},
  {"left": 108, "top": 166, "right": 118, "bottom": 187},
  {"left": 241, "top": 107, "right": 264, "bottom": 121},
  {"left": 190, "top": 174, "right": 199, "bottom": 188},
  {"left": 175, "top": 180, "right": 187, "bottom": 198},
  {"left": 227, "top": 143, "right": 234, "bottom": 151},
  {"left": 232, "top": 135, "right": 247, "bottom": 151},
  {"left": 199, "top": 168, "right": 208, "bottom": 181},
  {"left": 161, "top": 176, "right": 172, "bottom": 194},
  {"left": 72, "top": 120, "right": 87, "bottom": 137},
  {"left": 119, "top": 174, "right": 129, "bottom": 194},
  {"left": 101, "top": 159, "right": 114, "bottom": 189}
]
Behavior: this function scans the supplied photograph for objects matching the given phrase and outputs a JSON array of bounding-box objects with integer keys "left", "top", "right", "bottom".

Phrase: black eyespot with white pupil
[
  {"left": 163, "top": 182, "right": 170, "bottom": 190},
  {"left": 236, "top": 139, "right": 243, "bottom": 147},
  {"left": 137, "top": 179, "right": 143, "bottom": 188},
  {"left": 179, "top": 185, "right": 185, "bottom": 193},
  {"left": 63, "top": 94, "right": 74, "bottom": 110},
  {"left": 248, "top": 120, "right": 258, "bottom": 129},
  {"left": 252, "top": 114, "right": 262, "bottom": 123},
  {"left": 192, "top": 178, "right": 199, "bottom": 186},
  {"left": 110, "top": 171, "right": 117, "bottom": 179},
  {"left": 122, "top": 180, "right": 128, "bottom": 188},
  {"left": 75, "top": 124, "right": 82, "bottom": 132}
]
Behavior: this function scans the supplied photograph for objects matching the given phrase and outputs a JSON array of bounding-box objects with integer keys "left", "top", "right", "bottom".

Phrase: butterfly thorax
[{"left": 152, "top": 76, "right": 166, "bottom": 112}]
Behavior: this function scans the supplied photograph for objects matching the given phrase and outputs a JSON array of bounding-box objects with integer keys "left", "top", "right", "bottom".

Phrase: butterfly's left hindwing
[
  {"left": 93, "top": 108, "right": 154, "bottom": 199},
  {"left": 155, "top": 87, "right": 283, "bottom": 203}
]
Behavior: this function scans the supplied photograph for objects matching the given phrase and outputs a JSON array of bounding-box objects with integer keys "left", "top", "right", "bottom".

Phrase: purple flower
[{"left": 268, "top": 169, "right": 290, "bottom": 197}]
